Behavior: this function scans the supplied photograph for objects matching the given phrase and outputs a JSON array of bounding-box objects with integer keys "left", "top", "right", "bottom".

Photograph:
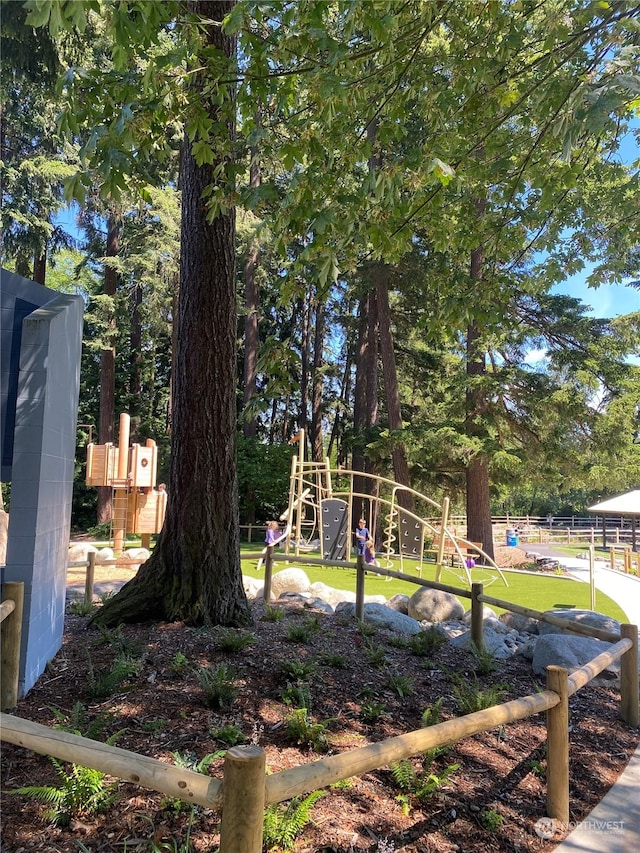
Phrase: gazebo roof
[{"left": 588, "top": 489, "right": 640, "bottom": 515}]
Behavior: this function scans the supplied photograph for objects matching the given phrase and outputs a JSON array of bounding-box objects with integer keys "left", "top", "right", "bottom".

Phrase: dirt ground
[{"left": 1, "top": 545, "right": 638, "bottom": 852}]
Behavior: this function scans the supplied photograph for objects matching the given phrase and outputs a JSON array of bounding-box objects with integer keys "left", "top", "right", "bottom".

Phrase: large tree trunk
[
  {"left": 129, "top": 281, "right": 143, "bottom": 437},
  {"left": 376, "top": 263, "right": 413, "bottom": 512},
  {"left": 352, "top": 291, "right": 378, "bottom": 522},
  {"left": 33, "top": 251, "right": 46, "bottom": 284},
  {"left": 242, "top": 147, "right": 260, "bottom": 439},
  {"left": 310, "top": 297, "right": 325, "bottom": 463},
  {"left": 96, "top": 214, "right": 119, "bottom": 524},
  {"left": 465, "top": 243, "right": 495, "bottom": 559},
  {"left": 93, "top": 0, "right": 250, "bottom": 628},
  {"left": 300, "top": 293, "right": 311, "bottom": 438}
]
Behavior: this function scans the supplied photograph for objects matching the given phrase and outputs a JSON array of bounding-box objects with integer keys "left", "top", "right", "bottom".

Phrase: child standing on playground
[
  {"left": 355, "top": 518, "right": 369, "bottom": 555},
  {"left": 265, "top": 520, "right": 280, "bottom": 545},
  {"left": 257, "top": 520, "right": 280, "bottom": 571},
  {"left": 364, "top": 537, "right": 378, "bottom": 566}
]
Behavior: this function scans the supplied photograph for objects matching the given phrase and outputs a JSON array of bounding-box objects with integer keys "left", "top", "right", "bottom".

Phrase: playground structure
[
  {"left": 279, "top": 431, "right": 508, "bottom": 587},
  {"left": 85, "top": 413, "right": 166, "bottom": 552}
]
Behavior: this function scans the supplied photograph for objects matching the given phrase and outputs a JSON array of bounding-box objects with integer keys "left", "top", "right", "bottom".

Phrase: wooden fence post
[
  {"left": 1, "top": 582, "right": 24, "bottom": 711},
  {"left": 219, "top": 745, "right": 266, "bottom": 853},
  {"left": 355, "top": 554, "right": 365, "bottom": 623},
  {"left": 471, "top": 583, "right": 483, "bottom": 651},
  {"left": 620, "top": 624, "right": 639, "bottom": 727},
  {"left": 263, "top": 545, "right": 274, "bottom": 603},
  {"left": 546, "top": 665, "right": 569, "bottom": 827},
  {"left": 85, "top": 551, "right": 96, "bottom": 605}
]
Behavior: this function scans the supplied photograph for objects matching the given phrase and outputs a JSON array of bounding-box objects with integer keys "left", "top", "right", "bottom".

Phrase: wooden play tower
[{"left": 85, "top": 413, "right": 166, "bottom": 552}]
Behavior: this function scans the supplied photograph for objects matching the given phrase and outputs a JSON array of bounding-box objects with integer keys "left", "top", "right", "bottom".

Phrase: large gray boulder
[
  {"left": 277, "top": 592, "right": 335, "bottom": 614},
  {"left": 532, "top": 634, "right": 619, "bottom": 681},
  {"left": 308, "top": 581, "right": 386, "bottom": 610},
  {"left": 408, "top": 588, "right": 464, "bottom": 622},
  {"left": 335, "top": 602, "right": 421, "bottom": 635},
  {"left": 243, "top": 575, "right": 263, "bottom": 599},
  {"left": 451, "top": 626, "right": 522, "bottom": 660},
  {"left": 499, "top": 611, "right": 540, "bottom": 634},
  {"left": 68, "top": 542, "right": 98, "bottom": 562},
  {"left": 538, "top": 609, "right": 620, "bottom": 637},
  {"left": 269, "top": 567, "right": 311, "bottom": 599},
  {"left": 463, "top": 606, "right": 497, "bottom": 624},
  {"left": 387, "top": 594, "right": 410, "bottom": 614}
]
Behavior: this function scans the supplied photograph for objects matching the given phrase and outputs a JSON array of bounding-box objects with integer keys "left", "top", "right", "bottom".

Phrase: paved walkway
[{"left": 523, "top": 545, "right": 640, "bottom": 852}]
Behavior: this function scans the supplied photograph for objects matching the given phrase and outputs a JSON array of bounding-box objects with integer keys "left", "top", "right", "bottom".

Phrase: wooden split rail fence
[{"left": 1, "top": 548, "right": 639, "bottom": 851}]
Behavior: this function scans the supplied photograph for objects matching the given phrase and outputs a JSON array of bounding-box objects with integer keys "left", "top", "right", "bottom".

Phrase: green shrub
[
  {"left": 211, "top": 723, "right": 247, "bottom": 746},
  {"left": 168, "top": 652, "right": 190, "bottom": 677},
  {"left": 478, "top": 808, "right": 505, "bottom": 830}
]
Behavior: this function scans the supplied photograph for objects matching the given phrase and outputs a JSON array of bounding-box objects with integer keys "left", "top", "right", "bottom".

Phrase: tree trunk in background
[
  {"left": 466, "top": 240, "right": 495, "bottom": 559},
  {"left": 376, "top": 263, "right": 413, "bottom": 513},
  {"left": 96, "top": 214, "right": 119, "bottom": 524},
  {"left": 32, "top": 251, "right": 46, "bottom": 284},
  {"left": 351, "top": 294, "right": 375, "bottom": 526},
  {"left": 93, "top": 0, "right": 250, "bottom": 628},
  {"left": 310, "top": 297, "right": 325, "bottom": 463},
  {"left": 300, "top": 293, "right": 311, "bottom": 439},
  {"left": 327, "top": 347, "right": 352, "bottom": 466},
  {"left": 129, "top": 281, "right": 143, "bottom": 437},
  {"left": 242, "top": 148, "right": 260, "bottom": 439}
]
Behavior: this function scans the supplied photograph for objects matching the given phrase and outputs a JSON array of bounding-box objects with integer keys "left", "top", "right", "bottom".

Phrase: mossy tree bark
[{"left": 92, "top": 0, "right": 251, "bottom": 629}]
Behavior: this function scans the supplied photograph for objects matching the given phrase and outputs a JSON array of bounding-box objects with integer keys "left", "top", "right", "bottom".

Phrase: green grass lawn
[{"left": 240, "top": 546, "right": 629, "bottom": 623}]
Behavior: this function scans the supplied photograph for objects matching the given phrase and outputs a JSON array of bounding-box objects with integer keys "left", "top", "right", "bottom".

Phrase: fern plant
[
  {"left": 49, "top": 701, "right": 118, "bottom": 741},
  {"left": 195, "top": 662, "right": 237, "bottom": 709},
  {"left": 384, "top": 671, "right": 415, "bottom": 698},
  {"left": 410, "top": 627, "right": 446, "bottom": 657},
  {"left": 6, "top": 758, "right": 119, "bottom": 826},
  {"left": 159, "top": 751, "right": 225, "bottom": 815},
  {"left": 390, "top": 757, "right": 458, "bottom": 806},
  {"left": 261, "top": 605, "right": 285, "bottom": 622},
  {"left": 67, "top": 596, "right": 97, "bottom": 616},
  {"left": 470, "top": 642, "right": 500, "bottom": 676},
  {"left": 262, "top": 790, "right": 325, "bottom": 851},
  {"left": 168, "top": 651, "right": 190, "bottom": 677},
  {"left": 85, "top": 652, "right": 142, "bottom": 699},
  {"left": 284, "top": 708, "right": 330, "bottom": 753},
  {"left": 281, "top": 658, "right": 318, "bottom": 681},
  {"left": 281, "top": 681, "right": 313, "bottom": 710},
  {"left": 217, "top": 628, "right": 256, "bottom": 653},
  {"left": 285, "top": 617, "right": 321, "bottom": 644},
  {"left": 451, "top": 673, "right": 507, "bottom": 713}
]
